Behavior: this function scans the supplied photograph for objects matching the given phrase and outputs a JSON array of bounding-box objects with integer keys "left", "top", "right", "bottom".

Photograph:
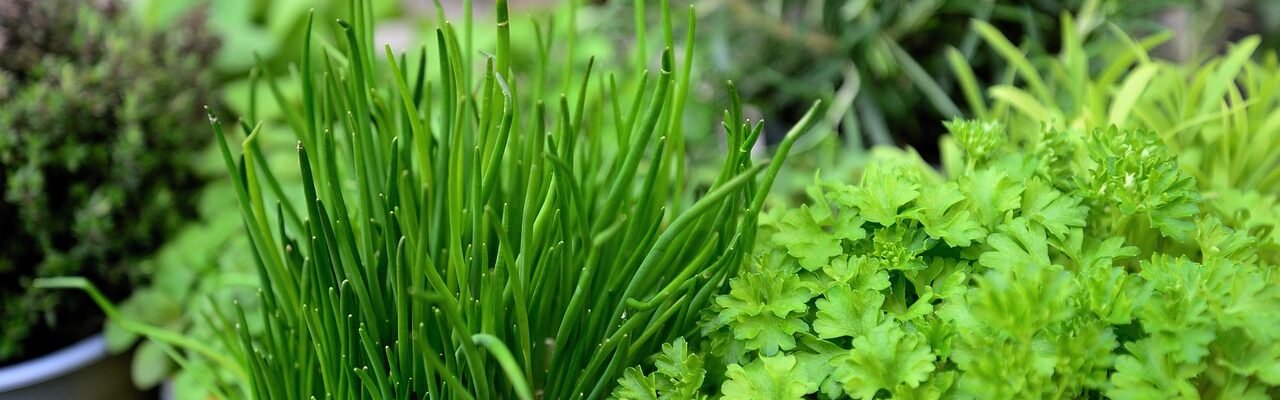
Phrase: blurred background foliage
[
  {"left": 950, "top": 21, "right": 1280, "bottom": 259},
  {"left": 1156, "top": 0, "right": 1280, "bottom": 60},
  {"left": 673, "top": 0, "right": 1182, "bottom": 202},
  {"left": 125, "top": 0, "right": 403, "bottom": 121}
]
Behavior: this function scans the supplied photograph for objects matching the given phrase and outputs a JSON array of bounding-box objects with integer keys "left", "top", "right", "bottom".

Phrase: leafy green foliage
[
  {"left": 712, "top": 256, "right": 813, "bottom": 355},
  {"left": 612, "top": 337, "right": 706, "bottom": 400},
  {"left": 771, "top": 206, "right": 850, "bottom": 270},
  {"left": 812, "top": 284, "right": 882, "bottom": 340},
  {"left": 845, "top": 163, "right": 918, "bottom": 227},
  {"left": 1078, "top": 126, "right": 1201, "bottom": 241},
  {"left": 128, "top": 0, "right": 397, "bottom": 74},
  {"left": 721, "top": 354, "right": 811, "bottom": 400},
  {"left": 0, "top": 0, "right": 216, "bottom": 363},
  {"left": 831, "top": 322, "right": 936, "bottom": 399},
  {"left": 126, "top": 0, "right": 403, "bottom": 125},
  {"left": 910, "top": 181, "right": 986, "bottom": 247},
  {"left": 625, "top": 113, "right": 1280, "bottom": 398}
]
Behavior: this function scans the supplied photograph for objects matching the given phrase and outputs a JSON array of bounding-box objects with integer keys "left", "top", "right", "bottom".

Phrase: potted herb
[{"left": 0, "top": 0, "right": 216, "bottom": 396}]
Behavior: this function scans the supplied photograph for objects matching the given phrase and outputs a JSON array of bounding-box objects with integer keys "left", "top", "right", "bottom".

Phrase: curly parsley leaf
[
  {"left": 822, "top": 255, "right": 892, "bottom": 292},
  {"left": 625, "top": 113, "right": 1280, "bottom": 398},
  {"left": 1079, "top": 126, "right": 1201, "bottom": 241},
  {"left": 1056, "top": 229, "right": 1139, "bottom": 272},
  {"left": 869, "top": 224, "right": 935, "bottom": 271},
  {"left": 813, "top": 284, "right": 884, "bottom": 339},
  {"left": 912, "top": 181, "right": 987, "bottom": 247},
  {"left": 720, "top": 355, "right": 813, "bottom": 399},
  {"left": 611, "top": 367, "right": 659, "bottom": 400},
  {"left": 653, "top": 337, "right": 705, "bottom": 399},
  {"left": 1109, "top": 338, "right": 1204, "bottom": 399},
  {"left": 771, "top": 206, "right": 847, "bottom": 270},
  {"left": 1077, "top": 261, "right": 1143, "bottom": 324},
  {"left": 959, "top": 168, "right": 1023, "bottom": 228},
  {"left": 949, "top": 265, "right": 1086, "bottom": 397},
  {"left": 963, "top": 264, "right": 1076, "bottom": 338},
  {"left": 714, "top": 259, "right": 813, "bottom": 354},
  {"left": 842, "top": 163, "right": 919, "bottom": 227},
  {"left": 794, "top": 347, "right": 844, "bottom": 398},
  {"left": 978, "top": 218, "right": 1051, "bottom": 271},
  {"left": 946, "top": 119, "right": 1007, "bottom": 166},
  {"left": 1136, "top": 255, "right": 1216, "bottom": 365},
  {"left": 831, "top": 322, "right": 937, "bottom": 399},
  {"left": 1020, "top": 177, "right": 1087, "bottom": 240}
]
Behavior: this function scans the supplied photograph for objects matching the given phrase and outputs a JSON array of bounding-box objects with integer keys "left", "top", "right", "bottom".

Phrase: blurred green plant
[
  {"left": 696, "top": 0, "right": 1175, "bottom": 152},
  {"left": 128, "top": 0, "right": 397, "bottom": 74},
  {"left": 127, "top": 0, "right": 401, "bottom": 121},
  {"left": 952, "top": 16, "right": 1280, "bottom": 255},
  {"left": 0, "top": 0, "right": 217, "bottom": 364},
  {"left": 1154, "top": 0, "right": 1280, "bottom": 60}
]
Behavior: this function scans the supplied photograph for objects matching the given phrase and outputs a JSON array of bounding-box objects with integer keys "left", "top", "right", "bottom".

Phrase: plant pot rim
[{"left": 0, "top": 334, "right": 108, "bottom": 392}]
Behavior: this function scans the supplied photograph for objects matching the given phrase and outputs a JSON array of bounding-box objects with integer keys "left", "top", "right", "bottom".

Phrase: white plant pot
[{"left": 0, "top": 334, "right": 148, "bottom": 399}]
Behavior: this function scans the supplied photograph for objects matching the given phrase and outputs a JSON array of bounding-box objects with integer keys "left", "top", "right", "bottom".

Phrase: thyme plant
[{"left": 1, "top": 0, "right": 216, "bottom": 363}]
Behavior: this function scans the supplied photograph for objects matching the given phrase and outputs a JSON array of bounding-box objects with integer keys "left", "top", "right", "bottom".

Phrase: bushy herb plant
[
  {"left": 0, "top": 0, "right": 216, "bottom": 363},
  {"left": 619, "top": 117, "right": 1280, "bottom": 399},
  {"left": 43, "top": 0, "right": 820, "bottom": 397}
]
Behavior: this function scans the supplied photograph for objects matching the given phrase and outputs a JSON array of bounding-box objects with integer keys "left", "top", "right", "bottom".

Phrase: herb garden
[{"left": 2, "top": 0, "right": 1279, "bottom": 399}]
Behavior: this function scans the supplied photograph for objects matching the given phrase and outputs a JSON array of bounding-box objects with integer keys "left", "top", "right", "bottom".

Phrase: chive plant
[{"left": 44, "top": 0, "right": 820, "bottom": 398}]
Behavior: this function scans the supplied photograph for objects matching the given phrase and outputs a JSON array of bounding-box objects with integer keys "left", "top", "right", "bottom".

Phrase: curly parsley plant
[{"left": 618, "top": 119, "right": 1280, "bottom": 399}]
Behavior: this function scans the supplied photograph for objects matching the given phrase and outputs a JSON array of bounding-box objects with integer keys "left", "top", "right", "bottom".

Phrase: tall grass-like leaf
[
  {"left": 947, "top": 47, "right": 988, "bottom": 119},
  {"left": 1107, "top": 63, "right": 1157, "bottom": 126},
  {"left": 972, "top": 20, "right": 1051, "bottom": 103},
  {"left": 988, "top": 86, "right": 1053, "bottom": 123}
]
